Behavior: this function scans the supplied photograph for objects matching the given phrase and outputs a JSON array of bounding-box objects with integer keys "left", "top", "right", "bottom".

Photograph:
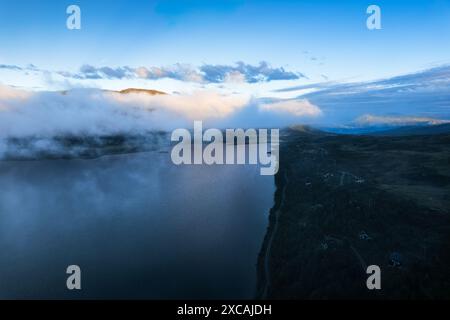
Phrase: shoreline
[{"left": 256, "top": 157, "right": 288, "bottom": 299}]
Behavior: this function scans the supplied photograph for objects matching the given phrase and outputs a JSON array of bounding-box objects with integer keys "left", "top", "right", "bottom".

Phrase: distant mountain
[
  {"left": 115, "top": 88, "right": 167, "bottom": 95},
  {"left": 289, "top": 125, "right": 331, "bottom": 136},
  {"left": 370, "top": 123, "right": 450, "bottom": 136},
  {"left": 60, "top": 88, "right": 167, "bottom": 95},
  {"left": 320, "top": 123, "right": 450, "bottom": 136}
]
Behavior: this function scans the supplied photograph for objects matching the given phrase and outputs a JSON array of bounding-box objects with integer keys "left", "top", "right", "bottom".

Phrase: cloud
[
  {"left": 0, "top": 88, "right": 245, "bottom": 138},
  {"left": 0, "top": 64, "right": 23, "bottom": 71},
  {"left": 0, "top": 85, "right": 319, "bottom": 142},
  {"left": 279, "top": 65, "right": 450, "bottom": 96},
  {"left": 259, "top": 99, "right": 322, "bottom": 117},
  {"left": 134, "top": 64, "right": 204, "bottom": 82},
  {"left": 201, "top": 61, "right": 304, "bottom": 83},
  {"left": 73, "top": 65, "right": 134, "bottom": 80},
  {"left": 107, "top": 89, "right": 250, "bottom": 120},
  {"left": 304, "top": 65, "right": 450, "bottom": 99},
  {"left": 3, "top": 62, "right": 305, "bottom": 85},
  {"left": 280, "top": 65, "right": 450, "bottom": 125},
  {"left": 354, "top": 114, "right": 450, "bottom": 127},
  {"left": 0, "top": 64, "right": 43, "bottom": 73},
  {"left": 4, "top": 63, "right": 449, "bottom": 143},
  {"left": 223, "top": 71, "right": 246, "bottom": 83},
  {"left": 0, "top": 85, "right": 31, "bottom": 101},
  {"left": 274, "top": 81, "right": 334, "bottom": 93}
]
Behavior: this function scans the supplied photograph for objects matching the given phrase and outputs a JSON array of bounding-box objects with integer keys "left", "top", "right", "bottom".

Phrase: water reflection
[{"left": 0, "top": 150, "right": 274, "bottom": 299}]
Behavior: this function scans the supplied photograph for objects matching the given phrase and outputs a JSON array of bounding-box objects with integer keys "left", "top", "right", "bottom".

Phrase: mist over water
[{"left": 0, "top": 149, "right": 274, "bottom": 299}]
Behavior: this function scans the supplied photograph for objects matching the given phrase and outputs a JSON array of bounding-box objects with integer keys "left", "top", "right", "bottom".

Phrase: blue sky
[{"left": 1, "top": 0, "right": 449, "bottom": 87}]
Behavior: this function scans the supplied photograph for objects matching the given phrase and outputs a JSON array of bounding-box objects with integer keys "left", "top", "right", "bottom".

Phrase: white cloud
[
  {"left": 107, "top": 90, "right": 250, "bottom": 120},
  {"left": 0, "top": 85, "right": 32, "bottom": 111},
  {"left": 0, "top": 84, "right": 31, "bottom": 100},
  {"left": 1, "top": 61, "right": 305, "bottom": 87},
  {"left": 0, "top": 88, "right": 253, "bottom": 138},
  {"left": 224, "top": 71, "right": 246, "bottom": 83},
  {"left": 259, "top": 99, "right": 322, "bottom": 117},
  {"left": 0, "top": 86, "right": 320, "bottom": 140}
]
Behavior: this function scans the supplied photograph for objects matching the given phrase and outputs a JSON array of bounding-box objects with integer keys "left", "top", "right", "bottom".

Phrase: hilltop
[
  {"left": 59, "top": 88, "right": 167, "bottom": 96},
  {"left": 114, "top": 88, "right": 167, "bottom": 95}
]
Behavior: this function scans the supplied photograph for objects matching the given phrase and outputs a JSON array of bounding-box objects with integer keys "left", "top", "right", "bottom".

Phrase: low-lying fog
[{"left": 0, "top": 149, "right": 274, "bottom": 299}]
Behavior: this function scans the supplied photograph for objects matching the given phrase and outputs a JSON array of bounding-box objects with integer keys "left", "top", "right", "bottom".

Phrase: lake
[{"left": 0, "top": 149, "right": 274, "bottom": 299}]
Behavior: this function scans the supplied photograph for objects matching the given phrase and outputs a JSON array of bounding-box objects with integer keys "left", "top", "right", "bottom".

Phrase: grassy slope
[{"left": 257, "top": 128, "right": 450, "bottom": 299}]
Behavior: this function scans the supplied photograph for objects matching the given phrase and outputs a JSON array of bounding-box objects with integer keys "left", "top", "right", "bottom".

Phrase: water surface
[{"left": 0, "top": 150, "right": 274, "bottom": 299}]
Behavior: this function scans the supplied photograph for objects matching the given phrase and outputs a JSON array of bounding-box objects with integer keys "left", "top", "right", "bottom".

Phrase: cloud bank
[
  {"left": 1, "top": 61, "right": 304, "bottom": 85},
  {"left": 281, "top": 65, "right": 450, "bottom": 126},
  {"left": 73, "top": 61, "right": 304, "bottom": 84},
  {"left": 259, "top": 99, "right": 322, "bottom": 117},
  {"left": 2, "top": 64, "right": 449, "bottom": 158},
  {"left": 200, "top": 61, "right": 304, "bottom": 83},
  {"left": 0, "top": 85, "right": 320, "bottom": 140}
]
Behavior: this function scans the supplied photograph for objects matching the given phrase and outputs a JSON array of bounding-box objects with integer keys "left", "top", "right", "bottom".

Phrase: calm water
[{"left": 0, "top": 150, "right": 274, "bottom": 299}]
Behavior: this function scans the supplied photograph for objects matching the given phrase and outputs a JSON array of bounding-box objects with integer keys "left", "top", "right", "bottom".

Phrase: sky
[
  {"left": 0, "top": 0, "right": 449, "bottom": 136},
  {"left": 1, "top": 0, "right": 449, "bottom": 91}
]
